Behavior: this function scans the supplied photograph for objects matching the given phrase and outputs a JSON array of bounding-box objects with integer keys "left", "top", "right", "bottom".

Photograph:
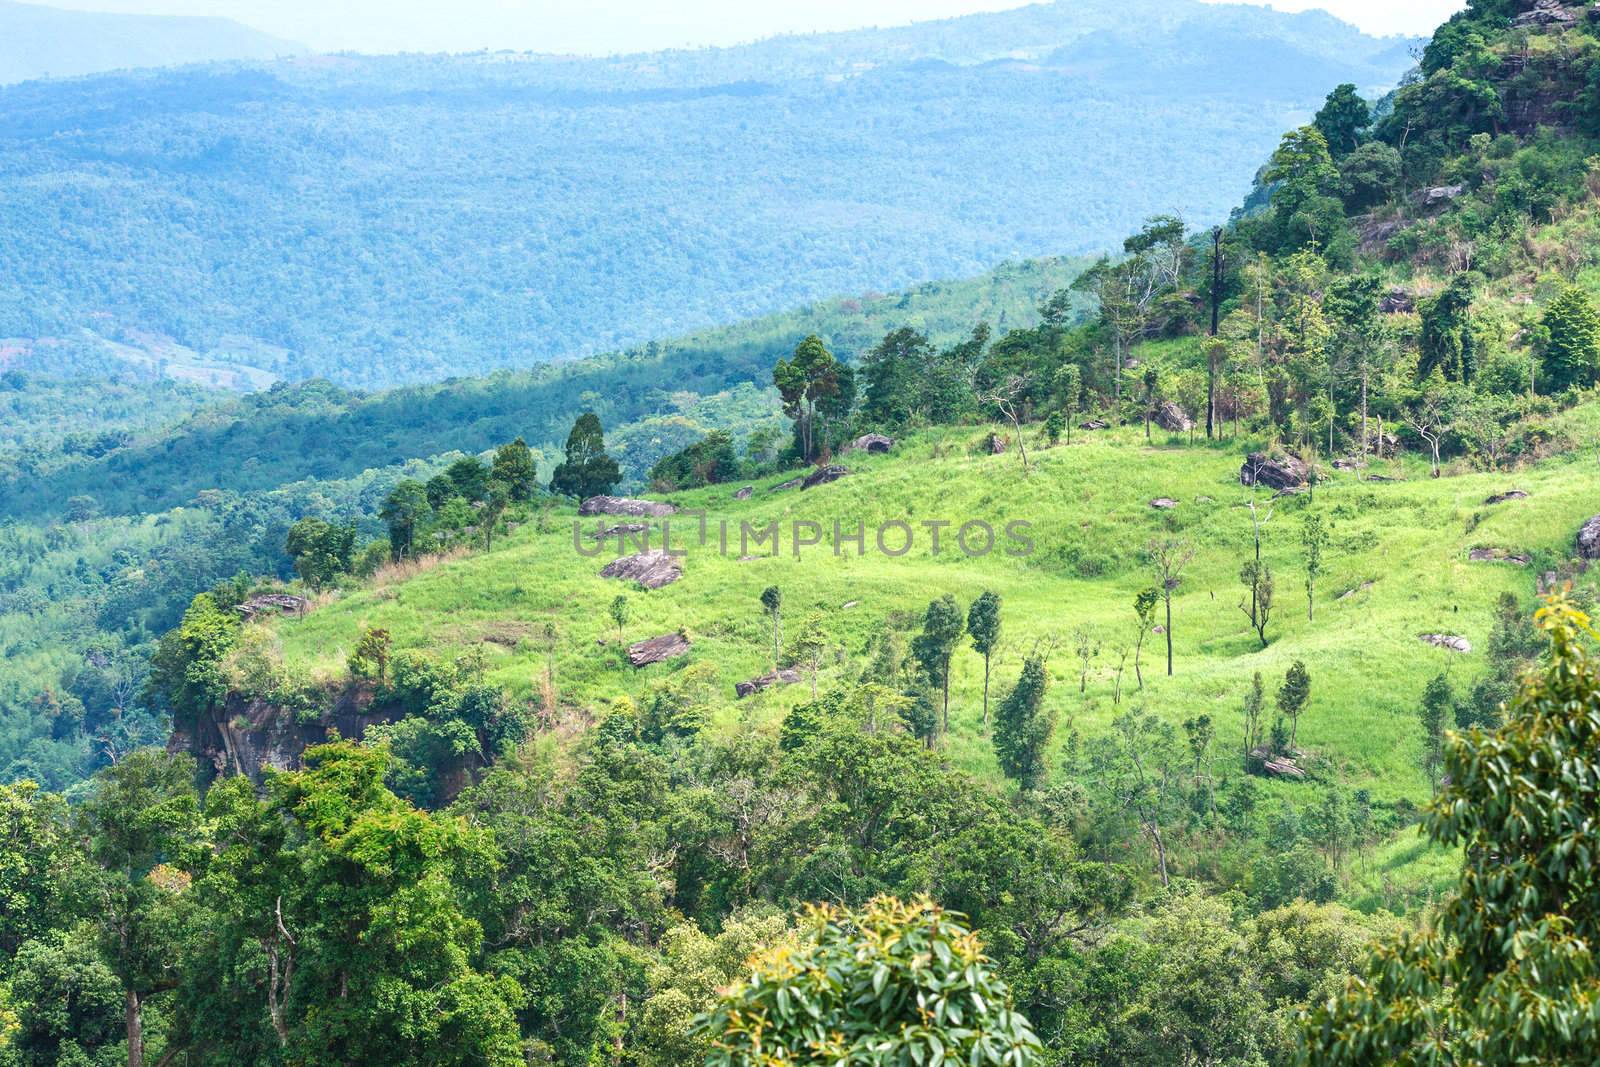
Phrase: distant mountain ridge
[
  {"left": 0, "top": 0, "right": 1417, "bottom": 388},
  {"left": 0, "top": 0, "right": 302, "bottom": 85}
]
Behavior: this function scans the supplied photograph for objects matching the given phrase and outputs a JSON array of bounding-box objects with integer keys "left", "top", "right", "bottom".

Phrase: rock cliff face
[{"left": 169, "top": 685, "right": 398, "bottom": 787}]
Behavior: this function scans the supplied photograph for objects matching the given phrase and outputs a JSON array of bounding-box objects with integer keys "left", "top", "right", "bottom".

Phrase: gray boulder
[
  {"left": 1240, "top": 452, "right": 1308, "bottom": 492},
  {"left": 1579, "top": 515, "right": 1600, "bottom": 560},
  {"left": 1419, "top": 634, "right": 1472, "bottom": 654},
  {"left": 1153, "top": 400, "right": 1193, "bottom": 433},
  {"left": 848, "top": 433, "right": 895, "bottom": 454},
  {"left": 627, "top": 633, "right": 690, "bottom": 667},
  {"left": 1485, "top": 490, "right": 1529, "bottom": 505},
  {"left": 734, "top": 668, "right": 802, "bottom": 698},
  {"left": 733, "top": 485, "right": 753, "bottom": 500},
  {"left": 579, "top": 495, "right": 677, "bottom": 518},
  {"left": 600, "top": 550, "right": 682, "bottom": 590},
  {"left": 802, "top": 464, "right": 850, "bottom": 490}
]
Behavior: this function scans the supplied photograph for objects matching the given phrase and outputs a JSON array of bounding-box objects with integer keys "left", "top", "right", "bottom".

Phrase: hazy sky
[{"left": 40, "top": 0, "right": 1467, "bottom": 55}]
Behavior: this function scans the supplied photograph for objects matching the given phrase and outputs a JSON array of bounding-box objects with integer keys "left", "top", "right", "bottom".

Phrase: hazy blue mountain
[
  {"left": 0, "top": 1, "right": 1416, "bottom": 388},
  {"left": 0, "top": 0, "right": 301, "bottom": 84}
]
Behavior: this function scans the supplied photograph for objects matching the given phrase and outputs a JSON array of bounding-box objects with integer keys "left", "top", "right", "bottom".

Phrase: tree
[
  {"left": 609, "top": 594, "right": 630, "bottom": 644},
  {"left": 1302, "top": 598, "right": 1600, "bottom": 1066},
  {"left": 548, "top": 413, "right": 621, "bottom": 499},
  {"left": 981, "top": 374, "right": 1033, "bottom": 472},
  {"left": 444, "top": 455, "right": 491, "bottom": 501},
  {"left": 1132, "top": 587, "right": 1159, "bottom": 689},
  {"left": 993, "top": 654, "right": 1054, "bottom": 792},
  {"left": 1404, "top": 377, "right": 1452, "bottom": 479},
  {"left": 791, "top": 613, "right": 829, "bottom": 699},
  {"left": 1312, "top": 83, "right": 1371, "bottom": 158},
  {"left": 348, "top": 627, "right": 392, "bottom": 682},
  {"left": 912, "top": 595, "right": 965, "bottom": 739},
  {"left": 1093, "top": 709, "right": 1183, "bottom": 887},
  {"left": 1417, "top": 274, "right": 1476, "bottom": 384},
  {"left": 1073, "top": 625, "right": 1098, "bottom": 693},
  {"left": 1149, "top": 537, "right": 1196, "bottom": 676},
  {"left": 759, "top": 586, "right": 782, "bottom": 669},
  {"left": 1278, "top": 661, "right": 1311, "bottom": 751},
  {"left": 694, "top": 896, "right": 1041, "bottom": 1066},
  {"left": 967, "top": 591, "right": 1003, "bottom": 727},
  {"left": 379, "top": 479, "right": 432, "bottom": 560},
  {"left": 772, "top": 334, "right": 841, "bottom": 462},
  {"left": 143, "top": 593, "right": 239, "bottom": 731},
  {"left": 1302, "top": 512, "right": 1326, "bottom": 622},
  {"left": 1540, "top": 284, "right": 1600, "bottom": 392},
  {"left": 1056, "top": 363, "right": 1082, "bottom": 444},
  {"left": 490, "top": 437, "right": 538, "bottom": 501},
  {"left": 76, "top": 751, "right": 202, "bottom": 1067},
  {"left": 1240, "top": 561, "right": 1275, "bottom": 648},
  {"left": 285, "top": 518, "right": 357, "bottom": 590},
  {"left": 480, "top": 481, "right": 509, "bottom": 551},
  {"left": 1242, "top": 671, "right": 1266, "bottom": 762},
  {"left": 1418, "top": 673, "right": 1452, "bottom": 796}
]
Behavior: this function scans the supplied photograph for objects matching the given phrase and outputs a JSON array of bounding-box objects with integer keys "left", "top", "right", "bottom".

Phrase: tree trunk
[
  {"left": 1164, "top": 597, "right": 1173, "bottom": 676},
  {"left": 127, "top": 990, "right": 144, "bottom": 1067},
  {"left": 982, "top": 655, "right": 991, "bottom": 727},
  {"left": 1360, "top": 365, "right": 1369, "bottom": 479}
]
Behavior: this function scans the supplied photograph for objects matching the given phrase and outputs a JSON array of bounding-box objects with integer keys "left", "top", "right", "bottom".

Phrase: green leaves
[{"left": 695, "top": 895, "right": 1042, "bottom": 1067}]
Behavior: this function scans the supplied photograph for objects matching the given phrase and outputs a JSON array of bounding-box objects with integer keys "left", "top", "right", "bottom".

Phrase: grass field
[{"left": 271, "top": 409, "right": 1600, "bottom": 846}]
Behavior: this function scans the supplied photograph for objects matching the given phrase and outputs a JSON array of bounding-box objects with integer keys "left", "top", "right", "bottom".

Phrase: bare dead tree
[{"left": 982, "top": 374, "right": 1034, "bottom": 473}]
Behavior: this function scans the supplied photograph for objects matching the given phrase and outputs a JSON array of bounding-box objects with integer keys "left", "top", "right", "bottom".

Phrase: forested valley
[{"left": 6, "top": 0, "right": 1600, "bottom": 1064}]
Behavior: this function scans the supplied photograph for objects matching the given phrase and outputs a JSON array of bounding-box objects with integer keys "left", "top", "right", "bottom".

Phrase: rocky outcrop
[
  {"left": 1514, "top": 0, "right": 1578, "bottom": 28},
  {"left": 770, "top": 476, "right": 805, "bottom": 492},
  {"left": 1240, "top": 452, "right": 1308, "bottom": 491},
  {"left": 734, "top": 668, "right": 802, "bottom": 698},
  {"left": 579, "top": 495, "right": 677, "bottom": 518},
  {"left": 802, "top": 464, "right": 850, "bottom": 489},
  {"left": 1578, "top": 515, "right": 1600, "bottom": 559},
  {"left": 847, "top": 433, "right": 895, "bottom": 454},
  {"left": 237, "top": 593, "right": 308, "bottom": 621},
  {"left": 1153, "top": 400, "right": 1192, "bottom": 433},
  {"left": 1485, "top": 490, "right": 1529, "bottom": 505},
  {"left": 1378, "top": 288, "right": 1415, "bottom": 314},
  {"left": 1468, "top": 547, "right": 1531, "bottom": 566},
  {"left": 1249, "top": 746, "right": 1307, "bottom": 780},
  {"left": 1416, "top": 184, "right": 1466, "bottom": 210},
  {"left": 1419, "top": 634, "right": 1472, "bottom": 654},
  {"left": 1149, "top": 498, "right": 1179, "bottom": 510},
  {"left": 170, "top": 684, "right": 399, "bottom": 788},
  {"left": 589, "top": 522, "right": 649, "bottom": 540},
  {"left": 600, "top": 550, "right": 683, "bottom": 589},
  {"left": 628, "top": 632, "right": 690, "bottom": 667},
  {"left": 1079, "top": 419, "right": 1110, "bottom": 431},
  {"left": 733, "top": 485, "right": 754, "bottom": 500},
  {"left": 985, "top": 433, "right": 1009, "bottom": 455}
]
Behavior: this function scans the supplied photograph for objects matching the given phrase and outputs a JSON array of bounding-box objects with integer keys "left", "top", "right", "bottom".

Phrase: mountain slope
[
  {"left": 0, "top": 0, "right": 301, "bottom": 84},
  {"left": 0, "top": 1, "right": 1415, "bottom": 388}
]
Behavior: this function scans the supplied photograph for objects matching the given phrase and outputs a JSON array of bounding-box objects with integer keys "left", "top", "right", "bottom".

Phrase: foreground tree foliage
[
  {"left": 1301, "top": 597, "right": 1600, "bottom": 1065},
  {"left": 694, "top": 896, "right": 1042, "bottom": 1066}
]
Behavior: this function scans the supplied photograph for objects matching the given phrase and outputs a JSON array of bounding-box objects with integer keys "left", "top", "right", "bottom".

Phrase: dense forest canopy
[{"left": 0, "top": 0, "right": 1414, "bottom": 388}]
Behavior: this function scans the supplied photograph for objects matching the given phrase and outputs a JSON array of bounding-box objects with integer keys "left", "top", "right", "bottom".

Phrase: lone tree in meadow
[
  {"left": 912, "top": 594, "right": 965, "bottom": 738},
  {"left": 773, "top": 334, "right": 841, "bottom": 462},
  {"left": 548, "top": 413, "right": 621, "bottom": 499},
  {"left": 1240, "top": 560, "right": 1274, "bottom": 648},
  {"left": 1240, "top": 670, "right": 1265, "bottom": 762},
  {"left": 1132, "top": 586, "right": 1159, "bottom": 688},
  {"left": 1277, "top": 660, "right": 1311, "bottom": 751},
  {"left": 379, "top": 479, "right": 431, "bottom": 561},
  {"left": 1302, "top": 598, "right": 1600, "bottom": 1066},
  {"left": 993, "top": 653, "right": 1055, "bottom": 792},
  {"left": 967, "top": 591, "right": 1003, "bottom": 727},
  {"left": 760, "top": 586, "right": 783, "bottom": 668},
  {"left": 1301, "top": 512, "right": 1326, "bottom": 622},
  {"left": 1149, "top": 537, "right": 1196, "bottom": 676},
  {"left": 491, "top": 437, "right": 538, "bottom": 501},
  {"left": 1418, "top": 672, "right": 1453, "bottom": 796},
  {"left": 609, "top": 594, "right": 630, "bottom": 644},
  {"left": 694, "top": 896, "right": 1040, "bottom": 1066}
]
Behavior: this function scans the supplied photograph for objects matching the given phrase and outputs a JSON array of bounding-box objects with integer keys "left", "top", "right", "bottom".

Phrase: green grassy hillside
[{"left": 262, "top": 409, "right": 1600, "bottom": 902}]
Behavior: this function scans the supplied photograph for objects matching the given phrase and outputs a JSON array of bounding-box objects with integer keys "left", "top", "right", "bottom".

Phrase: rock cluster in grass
[
  {"left": 1578, "top": 514, "right": 1600, "bottom": 559},
  {"left": 771, "top": 476, "right": 805, "bottom": 492},
  {"left": 1240, "top": 452, "right": 1308, "bottom": 491},
  {"left": 733, "top": 485, "right": 753, "bottom": 499},
  {"left": 1485, "top": 489, "right": 1529, "bottom": 505},
  {"left": 1419, "top": 633, "right": 1472, "bottom": 653},
  {"left": 848, "top": 433, "right": 895, "bottom": 453},
  {"left": 236, "top": 593, "right": 308, "bottom": 620},
  {"left": 734, "top": 668, "right": 801, "bottom": 698},
  {"left": 1154, "top": 400, "right": 1192, "bottom": 433},
  {"left": 600, "top": 550, "right": 682, "bottom": 589},
  {"left": 579, "top": 495, "right": 677, "bottom": 517},
  {"left": 1150, "top": 497, "right": 1179, "bottom": 509},
  {"left": 802, "top": 464, "right": 850, "bottom": 489},
  {"left": 1468, "top": 547, "right": 1531, "bottom": 565},
  {"left": 1248, "top": 746, "right": 1306, "bottom": 780},
  {"left": 627, "top": 632, "right": 690, "bottom": 667}
]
